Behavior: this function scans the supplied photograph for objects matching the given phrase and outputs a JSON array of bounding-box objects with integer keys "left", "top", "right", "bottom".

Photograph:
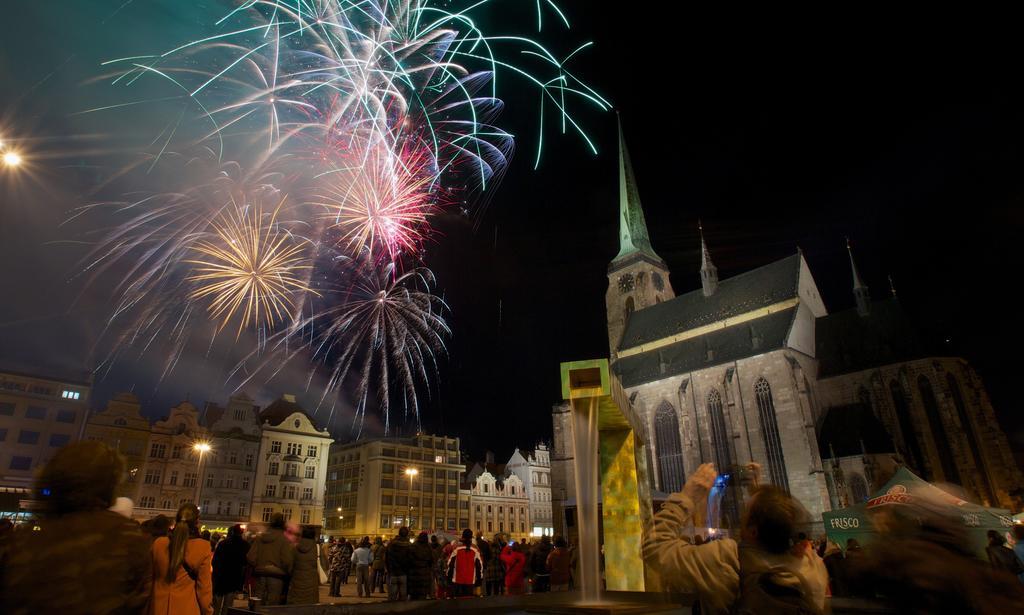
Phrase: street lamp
[
  {"left": 404, "top": 467, "right": 418, "bottom": 528},
  {"left": 193, "top": 441, "right": 212, "bottom": 511},
  {"left": 2, "top": 151, "right": 21, "bottom": 168}
]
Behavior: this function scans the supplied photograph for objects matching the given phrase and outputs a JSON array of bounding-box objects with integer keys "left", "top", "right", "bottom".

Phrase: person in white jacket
[
  {"left": 350, "top": 538, "right": 374, "bottom": 598},
  {"left": 642, "top": 463, "right": 828, "bottom": 615}
]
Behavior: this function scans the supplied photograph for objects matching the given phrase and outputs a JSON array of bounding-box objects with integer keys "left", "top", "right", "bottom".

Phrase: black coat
[
  {"left": 407, "top": 541, "right": 435, "bottom": 597},
  {"left": 212, "top": 536, "right": 251, "bottom": 595}
]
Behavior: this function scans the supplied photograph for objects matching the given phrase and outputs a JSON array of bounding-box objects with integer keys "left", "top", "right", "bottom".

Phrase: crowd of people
[
  {"left": 0, "top": 441, "right": 581, "bottom": 614},
  {"left": 4, "top": 441, "right": 1024, "bottom": 614},
  {"left": 642, "top": 462, "right": 1024, "bottom": 614}
]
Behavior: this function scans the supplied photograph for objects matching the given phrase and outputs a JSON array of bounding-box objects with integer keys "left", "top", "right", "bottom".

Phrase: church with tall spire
[{"left": 551, "top": 122, "right": 1023, "bottom": 538}]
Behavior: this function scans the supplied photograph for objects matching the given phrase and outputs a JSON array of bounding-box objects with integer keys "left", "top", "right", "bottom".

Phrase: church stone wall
[
  {"left": 624, "top": 349, "right": 829, "bottom": 524},
  {"left": 818, "top": 357, "right": 1023, "bottom": 509}
]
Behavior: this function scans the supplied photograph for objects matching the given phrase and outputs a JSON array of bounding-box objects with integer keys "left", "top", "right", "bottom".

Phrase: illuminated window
[
  {"left": 654, "top": 401, "right": 685, "bottom": 493},
  {"left": 271, "top": 441, "right": 282, "bottom": 454}
]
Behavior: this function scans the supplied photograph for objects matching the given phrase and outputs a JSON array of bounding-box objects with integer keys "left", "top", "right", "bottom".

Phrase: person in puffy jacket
[
  {"left": 246, "top": 513, "right": 295, "bottom": 605},
  {"left": 407, "top": 532, "right": 435, "bottom": 599},
  {"left": 287, "top": 527, "right": 320, "bottom": 605},
  {"left": 212, "top": 525, "right": 250, "bottom": 615},
  {"left": 501, "top": 541, "right": 527, "bottom": 595},
  {"left": 447, "top": 529, "right": 483, "bottom": 598}
]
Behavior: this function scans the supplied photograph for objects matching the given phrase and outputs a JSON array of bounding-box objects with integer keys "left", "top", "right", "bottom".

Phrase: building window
[
  {"left": 233, "top": 409, "right": 245, "bottom": 421},
  {"left": 918, "top": 376, "right": 959, "bottom": 483},
  {"left": 302, "top": 487, "right": 313, "bottom": 500},
  {"left": 263, "top": 507, "right": 273, "bottom": 522},
  {"left": 286, "top": 464, "right": 298, "bottom": 477},
  {"left": 287, "top": 443, "right": 301, "bottom": 456},
  {"left": 49, "top": 433, "right": 71, "bottom": 448},
  {"left": 228, "top": 451, "right": 238, "bottom": 464},
  {"left": 242, "top": 476, "right": 250, "bottom": 490},
  {"left": 239, "top": 503, "right": 248, "bottom": 517},
  {"left": 305, "top": 465, "right": 315, "bottom": 479},
  {"left": 754, "top": 378, "right": 789, "bottom": 491},
  {"left": 25, "top": 406, "right": 46, "bottom": 420},
  {"left": 169, "top": 471, "right": 178, "bottom": 486},
  {"left": 150, "top": 443, "right": 166, "bottom": 458},
  {"left": 271, "top": 441, "right": 282, "bottom": 453},
  {"left": 245, "top": 453, "right": 254, "bottom": 467},
  {"left": 380, "top": 514, "right": 391, "bottom": 528},
  {"left": 654, "top": 400, "right": 686, "bottom": 493},
  {"left": 0, "top": 428, "right": 7, "bottom": 441},
  {"left": 307, "top": 445, "right": 317, "bottom": 457},
  {"left": 18, "top": 430, "right": 41, "bottom": 445},
  {"left": 184, "top": 472, "right": 197, "bottom": 487},
  {"left": 225, "top": 476, "right": 234, "bottom": 489},
  {"left": 144, "top": 469, "right": 162, "bottom": 484},
  {"left": 301, "top": 509, "right": 311, "bottom": 524},
  {"left": 206, "top": 473, "right": 215, "bottom": 487},
  {"left": 269, "top": 462, "right": 279, "bottom": 476},
  {"left": 381, "top": 478, "right": 394, "bottom": 489},
  {"left": 706, "top": 389, "right": 738, "bottom": 527},
  {"left": 171, "top": 445, "right": 182, "bottom": 459},
  {"left": 382, "top": 463, "right": 395, "bottom": 474},
  {"left": 946, "top": 374, "right": 993, "bottom": 504},
  {"left": 55, "top": 410, "right": 76, "bottom": 424},
  {"left": 382, "top": 495, "right": 393, "bottom": 505},
  {"left": 162, "top": 499, "right": 172, "bottom": 510},
  {"left": 890, "top": 380, "right": 924, "bottom": 474},
  {"left": 139, "top": 496, "right": 155, "bottom": 508},
  {"left": 61, "top": 390, "right": 81, "bottom": 400},
  {"left": 848, "top": 473, "right": 869, "bottom": 503},
  {"left": 0, "top": 402, "right": 14, "bottom": 415},
  {"left": 265, "top": 485, "right": 276, "bottom": 497},
  {"left": 10, "top": 456, "right": 32, "bottom": 470}
]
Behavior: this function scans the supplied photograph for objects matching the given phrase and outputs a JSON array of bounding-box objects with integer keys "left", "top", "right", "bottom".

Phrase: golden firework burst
[{"left": 187, "top": 201, "right": 313, "bottom": 335}]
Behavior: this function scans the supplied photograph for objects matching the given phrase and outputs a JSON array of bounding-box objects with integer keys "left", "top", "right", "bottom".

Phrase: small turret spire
[
  {"left": 613, "top": 115, "right": 662, "bottom": 265},
  {"left": 888, "top": 274, "right": 897, "bottom": 298},
  {"left": 846, "top": 237, "right": 871, "bottom": 317},
  {"left": 699, "top": 220, "right": 718, "bottom": 297}
]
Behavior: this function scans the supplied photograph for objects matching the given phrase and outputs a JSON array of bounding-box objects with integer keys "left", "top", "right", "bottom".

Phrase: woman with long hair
[{"left": 150, "top": 503, "right": 213, "bottom": 615}]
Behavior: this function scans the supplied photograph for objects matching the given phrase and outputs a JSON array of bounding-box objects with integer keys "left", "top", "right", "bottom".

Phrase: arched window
[
  {"left": 114, "top": 418, "right": 127, "bottom": 426},
  {"left": 706, "top": 390, "right": 732, "bottom": 473},
  {"left": 654, "top": 401, "right": 685, "bottom": 493},
  {"left": 890, "top": 380, "right": 924, "bottom": 475},
  {"left": 848, "top": 473, "right": 869, "bottom": 503},
  {"left": 947, "top": 374, "right": 992, "bottom": 504},
  {"left": 754, "top": 378, "right": 789, "bottom": 491},
  {"left": 624, "top": 296, "right": 635, "bottom": 321},
  {"left": 918, "top": 376, "right": 960, "bottom": 484},
  {"left": 706, "top": 389, "right": 738, "bottom": 528}
]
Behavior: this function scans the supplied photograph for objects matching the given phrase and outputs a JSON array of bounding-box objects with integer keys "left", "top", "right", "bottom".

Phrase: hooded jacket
[
  {"left": 286, "top": 538, "right": 320, "bottom": 605},
  {"left": 641, "top": 491, "right": 827, "bottom": 615},
  {"left": 246, "top": 528, "right": 295, "bottom": 578}
]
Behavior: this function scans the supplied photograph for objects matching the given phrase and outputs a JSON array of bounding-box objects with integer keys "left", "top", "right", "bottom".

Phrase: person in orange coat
[{"left": 149, "top": 504, "right": 213, "bottom": 615}]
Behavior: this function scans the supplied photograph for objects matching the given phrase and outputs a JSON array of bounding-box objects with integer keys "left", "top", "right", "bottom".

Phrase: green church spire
[{"left": 613, "top": 116, "right": 663, "bottom": 265}]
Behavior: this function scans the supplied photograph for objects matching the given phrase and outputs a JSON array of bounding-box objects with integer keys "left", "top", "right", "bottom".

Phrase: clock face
[
  {"left": 618, "top": 273, "right": 634, "bottom": 292},
  {"left": 652, "top": 272, "right": 664, "bottom": 291}
]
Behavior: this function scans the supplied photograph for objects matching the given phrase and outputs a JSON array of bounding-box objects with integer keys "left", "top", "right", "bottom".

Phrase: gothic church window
[
  {"left": 917, "top": 376, "right": 960, "bottom": 484},
  {"left": 754, "top": 378, "right": 789, "bottom": 491},
  {"left": 706, "top": 389, "right": 738, "bottom": 528},
  {"left": 654, "top": 401, "right": 685, "bottom": 493},
  {"left": 946, "top": 374, "right": 993, "bottom": 505},
  {"left": 848, "top": 473, "right": 869, "bottom": 503},
  {"left": 890, "top": 380, "right": 925, "bottom": 475},
  {"left": 624, "top": 296, "right": 635, "bottom": 321}
]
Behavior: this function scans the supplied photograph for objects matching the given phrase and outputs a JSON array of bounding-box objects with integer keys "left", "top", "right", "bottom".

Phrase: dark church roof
[
  {"left": 614, "top": 306, "right": 798, "bottom": 388},
  {"left": 259, "top": 396, "right": 322, "bottom": 430},
  {"left": 815, "top": 298, "right": 926, "bottom": 377},
  {"left": 817, "top": 403, "right": 896, "bottom": 458},
  {"left": 619, "top": 254, "right": 801, "bottom": 351}
]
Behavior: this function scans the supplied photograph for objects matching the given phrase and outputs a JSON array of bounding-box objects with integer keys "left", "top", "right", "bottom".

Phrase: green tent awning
[{"left": 823, "top": 467, "right": 1014, "bottom": 559}]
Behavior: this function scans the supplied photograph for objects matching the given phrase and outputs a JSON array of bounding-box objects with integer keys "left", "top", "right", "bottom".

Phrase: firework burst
[
  {"left": 79, "top": 0, "right": 606, "bottom": 433},
  {"left": 187, "top": 200, "right": 314, "bottom": 336}
]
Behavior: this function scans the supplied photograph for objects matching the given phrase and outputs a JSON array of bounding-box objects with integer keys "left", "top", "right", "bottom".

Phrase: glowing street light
[
  {"left": 404, "top": 467, "right": 418, "bottom": 528},
  {"left": 193, "top": 441, "right": 213, "bottom": 510},
  {"left": 2, "top": 151, "right": 22, "bottom": 168}
]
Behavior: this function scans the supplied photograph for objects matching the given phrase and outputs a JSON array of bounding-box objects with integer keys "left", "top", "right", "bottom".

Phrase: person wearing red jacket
[
  {"left": 446, "top": 529, "right": 483, "bottom": 598},
  {"left": 501, "top": 542, "right": 527, "bottom": 595}
]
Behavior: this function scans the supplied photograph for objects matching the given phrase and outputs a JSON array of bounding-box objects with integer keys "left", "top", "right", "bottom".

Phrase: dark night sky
[{"left": 2, "top": 3, "right": 1022, "bottom": 463}]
